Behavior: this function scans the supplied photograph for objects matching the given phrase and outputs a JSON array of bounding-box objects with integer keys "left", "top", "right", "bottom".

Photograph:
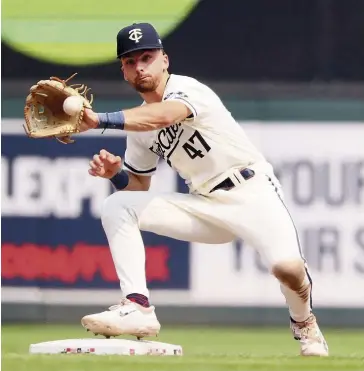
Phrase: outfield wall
[
  {"left": 2, "top": 120, "right": 363, "bottom": 326},
  {"left": 3, "top": 304, "right": 364, "bottom": 328}
]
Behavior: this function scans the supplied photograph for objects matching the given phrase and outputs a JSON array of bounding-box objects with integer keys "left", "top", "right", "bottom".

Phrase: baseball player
[{"left": 79, "top": 23, "right": 328, "bottom": 356}]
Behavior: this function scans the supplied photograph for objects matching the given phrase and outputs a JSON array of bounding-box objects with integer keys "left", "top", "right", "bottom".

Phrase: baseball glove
[{"left": 23, "top": 73, "right": 93, "bottom": 144}]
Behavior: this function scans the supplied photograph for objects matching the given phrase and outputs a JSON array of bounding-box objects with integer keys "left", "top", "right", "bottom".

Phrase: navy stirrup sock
[{"left": 126, "top": 293, "right": 150, "bottom": 308}]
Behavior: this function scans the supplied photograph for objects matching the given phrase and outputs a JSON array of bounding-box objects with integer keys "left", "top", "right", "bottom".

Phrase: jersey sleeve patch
[{"left": 164, "top": 91, "right": 198, "bottom": 117}]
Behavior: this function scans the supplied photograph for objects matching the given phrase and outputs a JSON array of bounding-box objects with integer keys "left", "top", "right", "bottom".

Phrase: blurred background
[{"left": 2, "top": 0, "right": 364, "bottom": 328}]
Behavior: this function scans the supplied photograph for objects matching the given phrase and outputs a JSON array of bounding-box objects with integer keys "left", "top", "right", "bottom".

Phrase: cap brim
[{"left": 117, "top": 45, "right": 163, "bottom": 58}]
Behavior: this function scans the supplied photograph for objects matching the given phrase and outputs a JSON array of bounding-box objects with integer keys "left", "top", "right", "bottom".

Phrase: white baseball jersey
[
  {"left": 123, "top": 74, "right": 266, "bottom": 192},
  {"left": 108, "top": 75, "right": 307, "bottom": 307}
]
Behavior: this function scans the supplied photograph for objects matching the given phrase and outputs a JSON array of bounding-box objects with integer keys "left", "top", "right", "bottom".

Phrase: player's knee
[
  {"left": 271, "top": 259, "right": 307, "bottom": 291},
  {"left": 101, "top": 192, "right": 138, "bottom": 226}
]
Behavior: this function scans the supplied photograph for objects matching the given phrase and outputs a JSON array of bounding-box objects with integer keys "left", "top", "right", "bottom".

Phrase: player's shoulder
[
  {"left": 164, "top": 74, "right": 216, "bottom": 103},
  {"left": 166, "top": 74, "right": 209, "bottom": 92}
]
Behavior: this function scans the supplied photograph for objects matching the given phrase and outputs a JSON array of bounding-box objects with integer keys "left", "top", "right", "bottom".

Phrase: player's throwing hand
[{"left": 88, "top": 149, "right": 122, "bottom": 179}]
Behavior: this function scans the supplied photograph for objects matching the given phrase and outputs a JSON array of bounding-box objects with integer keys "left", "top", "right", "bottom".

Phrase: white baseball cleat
[
  {"left": 291, "top": 314, "right": 329, "bottom": 357},
  {"left": 81, "top": 298, "right": 161, "bottom": 339}
]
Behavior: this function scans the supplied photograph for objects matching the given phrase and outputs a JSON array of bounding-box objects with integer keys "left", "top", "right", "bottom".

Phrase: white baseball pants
[{"left": 101, "top": 165, "right": 312, "bottom": 322}]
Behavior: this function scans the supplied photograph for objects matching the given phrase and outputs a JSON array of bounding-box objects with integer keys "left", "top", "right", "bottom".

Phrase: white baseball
[{"left": 63, "top": 96, "right": 82, "bottom": 116}]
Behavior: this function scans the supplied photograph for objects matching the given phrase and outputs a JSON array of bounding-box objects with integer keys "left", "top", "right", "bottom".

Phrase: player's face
[{"left": 121, "top": 49, "right": 169, "bottom": 93}]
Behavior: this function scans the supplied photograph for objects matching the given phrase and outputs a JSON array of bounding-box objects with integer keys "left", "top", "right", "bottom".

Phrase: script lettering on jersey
[{"left": 149, "top": 123, "right": 184, "bottom": 166}]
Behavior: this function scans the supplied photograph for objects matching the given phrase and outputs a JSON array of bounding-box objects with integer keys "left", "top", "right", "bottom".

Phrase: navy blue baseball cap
[{"left": 116, "top": 23, "right": 163, "bottom": 59}]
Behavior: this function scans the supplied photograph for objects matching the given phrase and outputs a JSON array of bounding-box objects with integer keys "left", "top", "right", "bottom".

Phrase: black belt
[{"left": 210, "top": 168, "right": 255, "bottom": 193}]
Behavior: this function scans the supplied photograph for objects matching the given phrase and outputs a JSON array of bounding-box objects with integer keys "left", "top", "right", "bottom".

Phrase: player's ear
[
  {"left": 162, "top": 51, "right": 169, "bottom": 71},
  {"left": 120, "top": 64, "right": 128, "bottom": 81}
]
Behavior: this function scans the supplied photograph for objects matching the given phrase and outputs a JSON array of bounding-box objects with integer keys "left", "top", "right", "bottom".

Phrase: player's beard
[{"left": 132, "top": 75, "right": 160, "bottom": 93}]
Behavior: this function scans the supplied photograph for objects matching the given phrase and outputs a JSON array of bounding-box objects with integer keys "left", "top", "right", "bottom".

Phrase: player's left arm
[
  {"left": 82, "top": 101, "right": 192, "bottom": 132},
  {"left": 123, "top": 101, "right": 192, "bottom": 131}
]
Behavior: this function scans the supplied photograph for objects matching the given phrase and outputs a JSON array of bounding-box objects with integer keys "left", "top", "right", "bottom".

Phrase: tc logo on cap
[{"left": 129, "top": 28, "right": 143, "bottom": 43}]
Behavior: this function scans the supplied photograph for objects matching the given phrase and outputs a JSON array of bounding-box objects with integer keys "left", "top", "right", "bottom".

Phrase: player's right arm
[
  {"left": 89, "top": 149, "right": 151, "bottom": 191},
  {"left": 90, "top": 131, "right": 159, "bottom": 191},
  {"left": 124, "top": 172, "right": 151, "bottom": 191}
]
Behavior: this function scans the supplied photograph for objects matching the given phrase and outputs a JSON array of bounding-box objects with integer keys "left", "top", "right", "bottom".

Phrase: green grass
[{"left": 2, "top": 325, "right": 364, "bottom": 371}]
